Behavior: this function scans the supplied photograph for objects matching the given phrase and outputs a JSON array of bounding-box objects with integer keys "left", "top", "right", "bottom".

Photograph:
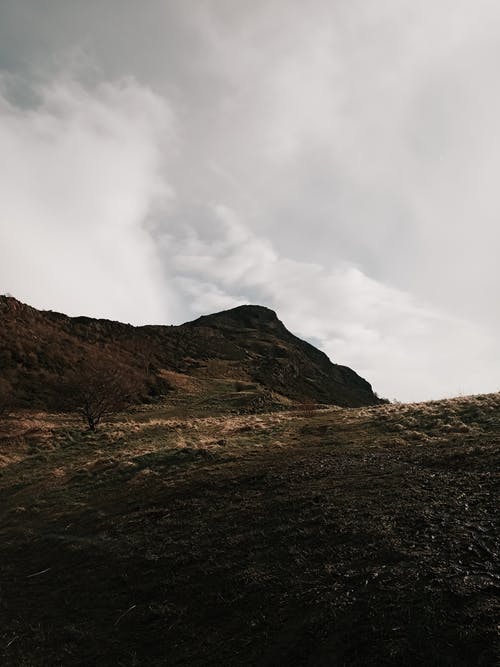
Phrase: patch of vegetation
[{"left": 0, "top": 392, "right": 498, "bottom": 665}]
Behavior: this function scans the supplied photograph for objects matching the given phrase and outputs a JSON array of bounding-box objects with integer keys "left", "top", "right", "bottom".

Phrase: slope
[
  {"left": 0, "top": 392, "right": 498, "bottom": 665},
  {"left": 0, "top": 296, "right": 379, "bottom": 408}
]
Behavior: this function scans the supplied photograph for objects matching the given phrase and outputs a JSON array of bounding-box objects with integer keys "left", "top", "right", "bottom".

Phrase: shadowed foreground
[{"left": 0, "top": 393, "right": 498, "bottom": 665}]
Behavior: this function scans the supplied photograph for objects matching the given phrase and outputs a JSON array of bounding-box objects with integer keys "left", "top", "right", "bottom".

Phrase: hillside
[
  {"left": 1, "top": 296, "right": 497, "bottom": 665},
  {"left": 0, "top": 391, "right": 498, "bottom": 665},
  {"left": 0, "top": 296, "right": 379, "bottom": 409}
]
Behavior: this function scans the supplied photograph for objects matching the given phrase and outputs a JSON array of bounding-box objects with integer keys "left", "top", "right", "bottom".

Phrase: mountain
[{"left": 0, "top": 296, "right": 380, "bottom": 409}]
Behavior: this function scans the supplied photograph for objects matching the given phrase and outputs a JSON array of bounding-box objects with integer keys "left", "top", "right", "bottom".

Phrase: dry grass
[{"left": 0, "top": 392, "right": 498, "bottom": 665}]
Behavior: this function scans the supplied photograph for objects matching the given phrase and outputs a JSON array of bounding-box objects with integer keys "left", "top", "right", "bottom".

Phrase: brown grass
[{"left": 0, "top": 392, "right": 498, "bottom": 665}]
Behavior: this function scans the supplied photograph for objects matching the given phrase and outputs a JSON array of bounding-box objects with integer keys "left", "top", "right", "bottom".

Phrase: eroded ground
[{"left": 0, "top": 391, "right": 498, "bottom": 665}]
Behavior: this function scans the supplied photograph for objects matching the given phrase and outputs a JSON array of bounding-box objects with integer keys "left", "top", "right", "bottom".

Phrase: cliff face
[{"left": 0, "top": 297, "right": 380, "bottom": 408}]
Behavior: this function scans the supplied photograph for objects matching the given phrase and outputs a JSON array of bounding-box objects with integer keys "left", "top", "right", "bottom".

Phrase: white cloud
[
  {"left": 163, "top": 204, "right": 499, "bottom": 402},
  {"left": 2, "top": 2, "right": 500, "bottom": 401},
  {"left": 176, "top": 0, "right": 500, "bottom": 327},
  {"left": 0, "top": 75, "right": 176, "bottom": 323}
]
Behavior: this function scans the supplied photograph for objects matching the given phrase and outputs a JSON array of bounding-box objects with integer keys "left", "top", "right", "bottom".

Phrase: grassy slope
[{"left": 0, "top": 388, "right": 498, "bottom": 666}]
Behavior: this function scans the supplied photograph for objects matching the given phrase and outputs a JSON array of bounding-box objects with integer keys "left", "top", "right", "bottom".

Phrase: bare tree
[
  {"left": 131, "top": 340, "right": 155, "bottom": 377},
  {"left": 65, "top": 360, "right": 141, "bottom": 430}
]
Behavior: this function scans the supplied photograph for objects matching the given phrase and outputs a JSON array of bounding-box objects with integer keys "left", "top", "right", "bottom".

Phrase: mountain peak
[
  {"left": 189, "top": 304, "right": 280, "bottom": 330},
  {"left": 0, "top": 297, "right": 380, "bottom": 408}
]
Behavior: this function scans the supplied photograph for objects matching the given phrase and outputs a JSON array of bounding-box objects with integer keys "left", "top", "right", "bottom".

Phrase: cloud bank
[
  {"left": 0, "top": 75, "right": 174, "bottom": 323},
  {"left": 161, "top": 203, "right": 498, "bottom": 401},
  {"left": 1, "top": 1, "right": 500, "bottom": 401}
]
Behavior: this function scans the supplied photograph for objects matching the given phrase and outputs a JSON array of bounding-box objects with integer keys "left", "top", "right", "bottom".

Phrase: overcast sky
[{"left": 1, "top": 0, "right": 499, "bottom": 401}]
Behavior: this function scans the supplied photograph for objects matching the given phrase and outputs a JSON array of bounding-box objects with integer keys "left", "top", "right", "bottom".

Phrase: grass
[{"left": 0, "top": 389, "right": 498, "bottom": 665}]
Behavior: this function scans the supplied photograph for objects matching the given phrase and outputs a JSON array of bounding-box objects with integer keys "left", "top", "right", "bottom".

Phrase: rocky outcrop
[{"left": 0, "top": 297, "right": 380, "bottom": 408}]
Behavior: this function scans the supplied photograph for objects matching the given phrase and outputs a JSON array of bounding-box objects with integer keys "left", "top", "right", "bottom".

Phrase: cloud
[
  {"left": 174, "top": 0, "right": 500, "bottom": 325},
  {"left": 0, "top": 74, "right": 176, "bottom": 323},
  {"left": 1, "top": 2, "right": 500, "bottom": 401},
  {"left": 163, "top": 203, "right": 499, "bottom": 401}
]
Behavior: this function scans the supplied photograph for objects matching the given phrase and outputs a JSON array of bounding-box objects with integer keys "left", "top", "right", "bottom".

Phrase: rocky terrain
[{"left": 0, "top": 296, "right": 379, "bottom": 409}]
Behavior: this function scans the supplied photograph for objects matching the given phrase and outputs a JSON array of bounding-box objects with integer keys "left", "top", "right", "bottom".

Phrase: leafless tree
[
  {"left": 131, "top": 340, "right": 155, "bottom": 377},
  {"left": 65, "top": 360, "right": 141, "bottom": 430}
]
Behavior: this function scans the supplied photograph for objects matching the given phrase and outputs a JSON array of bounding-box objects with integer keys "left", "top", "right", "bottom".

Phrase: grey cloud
[
  {"left": 159, "top": 203, "right": 498, "bottom": 401},
  {"left": 1, "top": 1, "right": 500, "bottom": 400}
]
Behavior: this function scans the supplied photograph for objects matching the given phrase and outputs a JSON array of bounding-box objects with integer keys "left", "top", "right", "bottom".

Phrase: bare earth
[{"left": 0, "top": 391, "right": 498, "bottom": 666}]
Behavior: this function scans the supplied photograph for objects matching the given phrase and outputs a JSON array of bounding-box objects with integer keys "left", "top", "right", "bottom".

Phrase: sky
[{"left": 1, "top": 0, "right": 499, "bottom": 402}]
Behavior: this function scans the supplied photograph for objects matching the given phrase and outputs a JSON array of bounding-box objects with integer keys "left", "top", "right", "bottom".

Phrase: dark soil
[{"left": 0, "top": 400, "right": 498, "bottom": 666}]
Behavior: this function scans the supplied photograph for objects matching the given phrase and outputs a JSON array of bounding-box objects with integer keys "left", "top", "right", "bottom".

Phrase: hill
[
  {"left": 2, "top": 296, "right": 497, "bottom": 665},
  {"left": 0, "top": 296, "right": 380, "bottom": 409}
]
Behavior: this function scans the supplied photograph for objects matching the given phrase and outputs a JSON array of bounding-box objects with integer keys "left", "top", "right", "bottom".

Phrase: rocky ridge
[{"left": 0, "top": 296, "right": 380, "bottom": 409}]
